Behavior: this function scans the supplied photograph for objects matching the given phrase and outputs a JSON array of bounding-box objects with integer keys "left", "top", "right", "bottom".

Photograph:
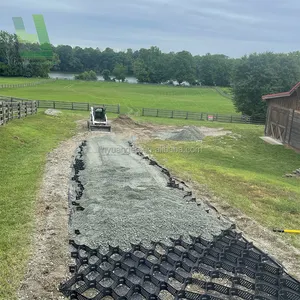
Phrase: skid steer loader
[{"left": 87, "top": 106, "right": 111, "bottom": 132}]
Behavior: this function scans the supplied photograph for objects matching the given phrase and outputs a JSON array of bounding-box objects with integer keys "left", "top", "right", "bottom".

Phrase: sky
[{"left": 0, "top": 0, "right": 300, "bottom": 58}]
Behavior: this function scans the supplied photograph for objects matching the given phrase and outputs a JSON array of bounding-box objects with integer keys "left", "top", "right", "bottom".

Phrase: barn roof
[{"left": 262, "top": 82, "right": 300, "bottom": 100}]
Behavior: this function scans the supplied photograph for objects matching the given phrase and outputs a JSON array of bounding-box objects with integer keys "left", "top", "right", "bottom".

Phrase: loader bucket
[{"left": 88, "top": 121, "right": 111, "bottom": 132}]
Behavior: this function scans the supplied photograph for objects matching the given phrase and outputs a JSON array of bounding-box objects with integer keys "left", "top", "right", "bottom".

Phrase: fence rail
[
  {"left": 214, "top": 86, "right": 234, "bottom": 99},
  {"left": 0, "top": 95, "right": 266, "bottom": 125},
  {"left": 36, "top": 100, "right": 120, "bottom": 114},
  {"left": 0, "top": 100, "right": 37, "bottom": 126},
  {"left": 0, "top": 79, "right": 55, "bottom": 89},
  {"left": 142, "top": 107, "right": 265, "bottom": 124}
]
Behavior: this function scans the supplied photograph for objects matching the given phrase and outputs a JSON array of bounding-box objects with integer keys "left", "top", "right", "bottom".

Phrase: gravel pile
[
  {"left": 168, "top": 126, "right": 205, "bottom": 141},
  {"left": 69, "top": 134, "right": 232, "bottom": 251},
  {"left": 153, "top": 126, "right": 231, "bottom": 141}
]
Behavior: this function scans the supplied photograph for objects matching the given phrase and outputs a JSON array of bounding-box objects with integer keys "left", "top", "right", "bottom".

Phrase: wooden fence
[
  {"left": 0, "top": 95, "right": 266, "bottom": 125},
  {"left": 289, "top": 110, "right": 300, "bottom": 150},
  {"left": 0, "top": 79, "right": 55, "bottom": 89},
  {"left": 214, "top": 86, "right": 234, "bottom": 99},
  {"left": 36, "top": 100, "right": 120, "bottom": 114},
  {"left": 141, "top": 108, "right": 265, "bottom": 124},
  {"left": 0, "top": 100, "right": 37, "bottom": 126}
]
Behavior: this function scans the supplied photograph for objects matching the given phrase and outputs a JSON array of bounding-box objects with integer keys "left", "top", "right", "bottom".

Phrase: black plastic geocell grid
[{"left": 61, "top": 141, "right": 300, "bottom": 300}]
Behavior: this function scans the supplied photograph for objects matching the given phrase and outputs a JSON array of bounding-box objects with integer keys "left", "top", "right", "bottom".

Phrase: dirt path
[
  {"left": 18, "top": 116, "right": 300, "bottom": 300},
  {"left": 17, "top": 123, "right": 114, "bottom": 300}
]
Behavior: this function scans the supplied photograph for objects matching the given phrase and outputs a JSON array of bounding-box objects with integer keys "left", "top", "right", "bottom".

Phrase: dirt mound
[{"left": 112, "top": 114, "right": 143, "bottom": 128}]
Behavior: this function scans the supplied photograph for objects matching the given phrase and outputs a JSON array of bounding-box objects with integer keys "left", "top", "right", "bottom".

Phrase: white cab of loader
[
  {"left": 91, "top": 107, "right": 107, "bottom": 125},
  {"left": 88, "top": 106, "right": 111, "bottom": 132}
]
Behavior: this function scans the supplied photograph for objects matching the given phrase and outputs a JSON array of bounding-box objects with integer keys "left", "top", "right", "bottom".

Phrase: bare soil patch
[{"left": 17, "top": 125, "right": 117, "bottom": 299}]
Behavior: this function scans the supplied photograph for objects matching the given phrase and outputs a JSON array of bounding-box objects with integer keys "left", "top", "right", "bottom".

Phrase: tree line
[
  {"left": 0, "top": 31, "right": 59, "bottom": 78},
  {"left": 1, "top": 30, "right": 300, "bottom": 118},
  {"left": 53, "top": 44, "right": 233, "bottom": 86}
]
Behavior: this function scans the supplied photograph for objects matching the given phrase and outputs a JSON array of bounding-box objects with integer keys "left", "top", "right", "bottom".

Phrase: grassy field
[
  {"left": 0, "top": 77, "right": 48, "bottom": 84},
  {"left": 0, "top": 110, "right": 80, "bottom": 300},
  {"left": 137, "top": 116, "right": 300, "bottom": 249},
  {"left": 220, "top": 86, "right": 233, "bottom": 96},
  {"left": 1, "top": 79, "right": 300, "bottom": 298},
  {"left": 0, "top": 80, "right": 237, "bottom": 114}
]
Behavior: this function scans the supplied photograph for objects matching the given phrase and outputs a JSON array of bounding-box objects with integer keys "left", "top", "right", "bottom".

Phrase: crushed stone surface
[
  {"left": 69, "top": 134, "right": 232, "bottom": 251},
  {"left": 152, "top": 125, "right": 232, "bottom": 141}
]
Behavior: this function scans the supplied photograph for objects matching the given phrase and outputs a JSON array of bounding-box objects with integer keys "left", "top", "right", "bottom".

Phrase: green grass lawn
[
  {"left": 0, "top": 77, "right": 49, "bottom": 85},
  {"left": 1, "top": 79, "right": 299, "bottom": 297},
  {"left": 138, "top": 117, "right": 300, "bottom": 249},
  {"left": 220, "top": 86, "right": 234, "bottom": 97},
  {"left": 0, "top": 80, "right": 237, "bottom": 114},
  {"left": 0, "top": 110, "right": 80, "bottom": 300}
]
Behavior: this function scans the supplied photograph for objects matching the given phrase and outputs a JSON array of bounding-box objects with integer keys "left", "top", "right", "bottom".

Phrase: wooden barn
[{"left": 262, "top": 82, "right": 300, "bottom": 150}]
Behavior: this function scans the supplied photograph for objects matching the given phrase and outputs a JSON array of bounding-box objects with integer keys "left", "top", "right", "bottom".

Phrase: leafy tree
[
  {"left": 113, "top": 63, "right": 126, "bottom": 82},
  {"left": 0, "top": 30, "right": 53, "bottom": 78},
  {"left": 55, "top": 45, "right": 74, "bottom": 72},
  {"left": 170, "top": 51, "right": 196, "bottom": 84},
  {"left": 124, "top": 48, "right": 134, "bottom": 75},
  {"left": 102, "top": 69, "right": 111, "bottom": 81},
  {"left": 195, "top": 53, "right": 233, "bottom": 86},
  {"left": 133, "top": 59, "right": 149, "bottom": 83},
  {"left": 100, "top": 48, "right": 116, "bottom": 72},
  {"left": 231, "top": 52, "right": 300, "bottom": 118},
  {"left": 75, "top": 70, "right": 97, "bottom": 81},
  {"left": 0, "top": 31, "right": 22, "bottom": 76}
]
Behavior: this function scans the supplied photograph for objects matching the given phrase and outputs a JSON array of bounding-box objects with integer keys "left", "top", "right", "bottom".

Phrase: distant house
[{"left": 262, "top": 82, "right": 300, "bottom": 150}]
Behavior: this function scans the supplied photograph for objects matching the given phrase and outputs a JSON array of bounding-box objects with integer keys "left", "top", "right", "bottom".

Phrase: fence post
[
  {"left": 53, "top": 101, "right": 55, "bottom": 109},
  {"left": 18, "top": 102, "right": 21, "bottom": 119},
  {"left": 186, "top": 112, "right": 188, "bottom": 119},
  {"left": 72, "top": 102, "right": 74, "bottom": 110},
  {"left": 156, "top": 109, "right": 159, "bottom": 117},
  {"left": 118, "top": 104, "right": 120, "bottom": 114},
  {"left": 288, "top": 109, "right": 295, "bottom": 144},
  {"left": 171, "top": 110, "right": 174, "bottom": 118},
  {"left": 142, "top": 108, "right": 144, "bottom": 116},
  {"left": 216, "top": 114, "right": 218, "bottom": 121},
  {"left": 3, "top": 103, "right": 5, "bottom": 124},
  {"left": 25, "top": 102, "right": 27, "bottom": 116},
  {"left": 87, "top": 103, "right": 90, "bottom": 111}
]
